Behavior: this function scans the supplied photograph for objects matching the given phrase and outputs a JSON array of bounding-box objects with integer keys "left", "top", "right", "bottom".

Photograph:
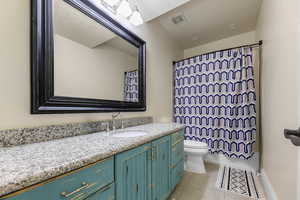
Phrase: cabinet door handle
[
  {"left": 147, "top": 149, "right": 152, "bottom": 160},
  {"left": 61, "top": 182, "right": 91, "bottom": 198},
  {"left": 152, "top": 147, "right": 157, "bottom": 160},
  {"left": 151, "top": 148, "right": 154, "bottom": 160}
]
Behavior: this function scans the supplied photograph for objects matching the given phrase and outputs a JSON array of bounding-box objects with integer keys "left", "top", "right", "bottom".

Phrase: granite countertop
[{"left": 0, "top": 123, "right": 184, "bottom": 197}]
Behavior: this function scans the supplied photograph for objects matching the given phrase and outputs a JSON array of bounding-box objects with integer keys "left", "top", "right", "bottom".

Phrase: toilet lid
[{"left": 184, "top": 140, "right": 208, "bottom": 149}]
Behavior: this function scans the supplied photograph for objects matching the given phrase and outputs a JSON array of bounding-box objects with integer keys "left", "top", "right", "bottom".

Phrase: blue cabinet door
[
  {"left": 171, "top": 160, "right": 184, "bottom": 191},
  {"left": 171, "top": 139, "right": 184, "bottom": 167},
  {"left": 115, "top": 143, "right": 152, "bottom": 200},
  {"left": 151, "top": 136, "right": 171, "bottom": 200},
  {"left": 170, "top": 131, "right": 184, "bottom": 192}
]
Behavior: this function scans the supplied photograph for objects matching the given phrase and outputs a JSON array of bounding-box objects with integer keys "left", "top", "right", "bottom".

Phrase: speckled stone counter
[
  {"left": 0, "top": 116, "right": 153, "bottom": 147},
  {"left": 0, "top": 123, "right": 184, "bottom": 197}
]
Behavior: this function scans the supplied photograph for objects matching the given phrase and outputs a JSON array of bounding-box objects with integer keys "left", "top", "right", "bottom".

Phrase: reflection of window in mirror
[{"left": 52, "top": 0, "right": 139, "bottom": 102}]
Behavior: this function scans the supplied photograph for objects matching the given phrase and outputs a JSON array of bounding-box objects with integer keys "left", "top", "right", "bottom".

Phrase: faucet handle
[
  {"left": 112, "top": 112, "right": 121, "bottom": 119},
  {"left": 103, "top": 122, "right": 110, "bottom": 132},
  {"left": 121, "top": 121, "right": 125, "bottom": 129}
]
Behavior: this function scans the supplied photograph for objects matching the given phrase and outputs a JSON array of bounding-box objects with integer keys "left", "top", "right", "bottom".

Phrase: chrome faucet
[{"left": 112, "top": 112, "right": 121, "bottom": 131}]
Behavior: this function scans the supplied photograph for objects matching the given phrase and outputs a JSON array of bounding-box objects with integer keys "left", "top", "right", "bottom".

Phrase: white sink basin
[{"left": 112, "top": 130, "right": 148, "bottom": 138}]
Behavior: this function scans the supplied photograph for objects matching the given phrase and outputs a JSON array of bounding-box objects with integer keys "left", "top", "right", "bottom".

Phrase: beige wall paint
[
  {"left": 184, "top": 31, "right": 256, "bottom": 58},
  {"left": 54, "top": 34, "right": 137, "bottom": 100},
  {"left": 256, "top": 0, "right": 300, "bottom": 199},
  {"left": 0, "top": 0, "right": 183, "bottom": 130}
]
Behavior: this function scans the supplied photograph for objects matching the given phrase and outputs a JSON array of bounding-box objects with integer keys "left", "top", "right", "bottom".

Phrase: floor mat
[{"left": 216, "top": 166, "right": 265, "bottom": 199}]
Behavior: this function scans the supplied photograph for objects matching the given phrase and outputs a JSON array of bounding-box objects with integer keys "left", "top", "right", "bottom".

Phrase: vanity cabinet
[
  {"left": 3, "top": 157, "right": 115, "bottom": 200},
  {"left": 115, "top": 133, "right": 182, "bottom": 200},
  {"left": 115, "top": 143, "right": 152, "bottom": 200},
  {"left": 151, "top": 136, "right": 171, "bottom": 200},
  {"left": 1, "top": 130, "right": 184, "bottom": 200}
]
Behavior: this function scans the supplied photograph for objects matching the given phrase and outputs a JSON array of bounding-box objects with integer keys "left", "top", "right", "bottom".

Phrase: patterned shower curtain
[
  {"left": 124, "top": 70, "right": 138, "bottom": 102},
  {"left": 174, "top": 47, "right": 257, "bottom": 159}
]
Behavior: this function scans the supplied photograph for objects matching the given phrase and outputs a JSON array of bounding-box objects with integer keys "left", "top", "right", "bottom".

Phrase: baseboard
[{"left": 260, "top": 169, "right": 278, "bottom": 200}]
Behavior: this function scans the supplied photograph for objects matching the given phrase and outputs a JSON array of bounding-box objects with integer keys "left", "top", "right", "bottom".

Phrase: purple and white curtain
[
  {"left": 174, "top": 47, "right": 257, "bottom": 159},
  {"left": 124, "top": 70, "right": 138, "bottom": 102}
]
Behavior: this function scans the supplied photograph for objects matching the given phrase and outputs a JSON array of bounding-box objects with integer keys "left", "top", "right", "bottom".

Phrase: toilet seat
[
  {"left": 184, "top": 140, "right": 208, "bottom": 149},
  {"left": 184, "top": 147, "right": 208, "bottom": 155}
]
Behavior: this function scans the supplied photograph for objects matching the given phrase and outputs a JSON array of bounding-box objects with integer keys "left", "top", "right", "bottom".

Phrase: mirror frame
[{"left": 31, "top": 0, "right": 146, "bottom": 114}]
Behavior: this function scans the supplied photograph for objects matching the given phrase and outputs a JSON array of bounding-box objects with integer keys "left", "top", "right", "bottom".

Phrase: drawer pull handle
[
  {"left": 98, "top": 184, "right": 112, "bottom": 193},
  {"left": 152, "top": 147, "right": 157, "bottom": 160},
  {"left": 61, "top": 182, "right": 90, "bottom": 198}
]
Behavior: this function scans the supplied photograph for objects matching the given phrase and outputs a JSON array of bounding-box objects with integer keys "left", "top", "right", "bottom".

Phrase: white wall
[
  {"left": 184, "top": 31, "right": 256, "bottom": 58},
  {"left": 256, "top": 0, "right": 300, "bottom": 199},
  {"left": 0, "top": 0, "right": 183, "bottom": 130},
  {"left": 54, "top": 34, "right": 137, "bottom": 100}
]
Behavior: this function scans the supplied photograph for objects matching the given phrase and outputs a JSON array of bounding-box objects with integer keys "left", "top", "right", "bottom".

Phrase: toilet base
[{"left": 184, "top": 154, "right": 206, "bottom": 174}]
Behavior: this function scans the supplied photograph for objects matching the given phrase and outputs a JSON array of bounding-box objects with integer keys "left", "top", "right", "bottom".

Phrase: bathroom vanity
[{"left": 0, "top": 123, "right": 184, "bottom": 200}]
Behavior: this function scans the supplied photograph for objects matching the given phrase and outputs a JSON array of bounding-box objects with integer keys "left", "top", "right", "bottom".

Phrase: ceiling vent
[{"left": 171, "top": 14, "right": 186, "bottom": 24}]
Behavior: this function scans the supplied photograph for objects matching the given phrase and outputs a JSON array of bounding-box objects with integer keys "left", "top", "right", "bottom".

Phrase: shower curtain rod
[{"left": 173, "top": 40, "right": 263, "bottom": 65}]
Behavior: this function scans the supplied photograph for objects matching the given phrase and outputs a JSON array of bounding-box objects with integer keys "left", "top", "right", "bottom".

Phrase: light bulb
[
  {"left": 129, "top": 10, "right": 143, "bottom": 26},
  {"left": 116, "top": 0, "right": 132, "bottom": 18},
  {"left": 103, "top": 0, "right": 119, "bottom": 6}
]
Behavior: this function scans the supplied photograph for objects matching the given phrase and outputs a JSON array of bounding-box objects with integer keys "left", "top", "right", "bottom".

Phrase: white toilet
[{"left": 184, "top": 140, "right": 209, "bottom": 174}]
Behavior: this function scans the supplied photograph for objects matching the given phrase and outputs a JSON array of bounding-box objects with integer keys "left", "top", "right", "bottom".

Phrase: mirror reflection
[{"left": 53, "top": 0, "right": 139, "bottom": 102}]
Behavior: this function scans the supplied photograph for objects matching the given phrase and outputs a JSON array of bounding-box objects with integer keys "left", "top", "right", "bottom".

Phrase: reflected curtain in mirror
[{"left": 124, "top": 70, "right": 138, "bottom": 102}]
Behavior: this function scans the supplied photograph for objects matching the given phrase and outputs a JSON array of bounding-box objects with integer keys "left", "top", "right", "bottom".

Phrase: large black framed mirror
[{"left": 31, "top": 0, "right": 146, "bottom": 114}]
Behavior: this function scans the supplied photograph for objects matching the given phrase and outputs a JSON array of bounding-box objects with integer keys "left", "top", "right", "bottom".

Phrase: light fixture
[
  {"left": 129, "top": 9, "right": 143, "bottom": 26},
  {"left": 103, "top": 0, "right": 120, "bottom": 7},
  {"left": 97, "top": 0, "right": 143, "bottom": 26},
  {"left": 116, "top": 0, "right": 132, "bottom": 18}
]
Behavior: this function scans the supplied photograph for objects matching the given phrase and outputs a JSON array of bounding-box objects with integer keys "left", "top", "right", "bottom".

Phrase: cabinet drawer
[
  {"left": 85, "top": 183, "right": 115, "bottom": 200},
  {"left": 171, "top": 140, "right": 184, "bottom": 166},
  {"left": 171, "top": 160, "right": 184, "bottom": 191},
  {"left": 4, "top": 157, "right": 114, "bottom": 200},
  {"left": 171, "top": 130, "right": 184, "bottom": 145}
]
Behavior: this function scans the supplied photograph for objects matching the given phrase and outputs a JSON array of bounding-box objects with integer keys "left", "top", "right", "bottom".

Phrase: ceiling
[
  {"left": 131, "top": 0, "right": 191, "bottom": 22},
  {"left": 103, "top": 37, "right": 138, "bottom": 57},
  {"left": 156, "top": 0, "right": 262, "bottom": 49},
  {"left": 54, "top": 0, "right": 138, "bottom": 57},
  {"left": 54, "top": 0, "right": 262, "bottom": 50}
]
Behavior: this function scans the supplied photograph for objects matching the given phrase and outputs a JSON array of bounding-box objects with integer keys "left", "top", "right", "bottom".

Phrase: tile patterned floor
[{"left": 168, "top": 163, "right": 261, "bottom": 200}]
